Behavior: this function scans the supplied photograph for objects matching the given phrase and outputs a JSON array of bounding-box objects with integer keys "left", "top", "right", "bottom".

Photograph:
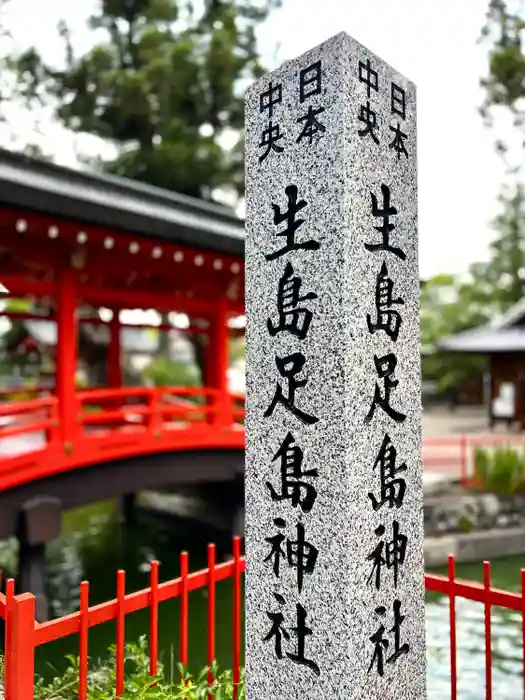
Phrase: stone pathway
[{"left": 423, "top": 406, "right": 489, "bottom": 437}]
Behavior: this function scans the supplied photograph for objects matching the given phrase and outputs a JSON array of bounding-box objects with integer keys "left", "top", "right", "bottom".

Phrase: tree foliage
[
  {"left": 477, "top": 2, "right": 525, "bottom": 311},
  {"left": 420, "top": 275, "right": 488, "bottom": 393},
  {"left": 12, "top": 0, "right": 281, "bottom": 200},
  {"left": 480, "top": 0, "right": 525, "bottom": 162},
  {"left": 472, "top": 181, "right": 525, "bottom": 308},
  {"left": 420, "top": 175, "right": 525, "bottom": 393},
  {"left": 0, "top": 298, "right": 33, "bottom": 367},
  {"left": 0, "top": 0, "right": 13, "bottom": 124}
]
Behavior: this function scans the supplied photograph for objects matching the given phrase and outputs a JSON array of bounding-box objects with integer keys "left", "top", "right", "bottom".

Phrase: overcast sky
[{"left": 2, "top": 0, "right": 507, "bottom": 280}]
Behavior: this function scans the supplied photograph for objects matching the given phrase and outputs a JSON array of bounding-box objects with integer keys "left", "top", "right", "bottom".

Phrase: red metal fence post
[
  {"left": 232, "top": 537, "right": 241, "bottom": 700},
  {"left": 5, "top": 592, "right": 36, "bottom": 700},
  {"left": 521, "top": 569, "right": 525, "bottom": 700},
  {"left": 149, "top": 561, "right": 159, "bottom": 678},
  {"left": 448, "top": 556, "right": 457, "bottom": 700},
  {"left": 484, "top": 562, "right": 493, "bottom": 700},
  {"left": 179, "top": 552, "right": 189, "bottom": 674},
  {"left": 4, "top": 578, "right": 15, "bottom": 699},
  {"left": 78, "top": 581, "right": 89, "bottom": 700},
  {"left": 207, "top": 543, "right": 216, "bottom": 697},
  {"left": 115, "top": 570, "right": 126, "bottom": 698}
]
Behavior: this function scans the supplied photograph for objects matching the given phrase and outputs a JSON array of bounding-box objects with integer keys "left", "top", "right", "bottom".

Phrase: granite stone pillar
[{"left": 244, "top": 31, "right": 426, "bottom": 699}]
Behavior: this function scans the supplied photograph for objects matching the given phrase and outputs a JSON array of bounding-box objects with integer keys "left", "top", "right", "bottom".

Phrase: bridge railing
[
  {"left": 230, "top": 392, "right": 245, "bottom": 425},
  {"left": 76, "top": 386, "right": 245, "bottom": 431},
  {"left": 0, "top": 386, "right": 245, "bottom": 455},
  {"left": 77, "top": 386, "right": 157, "bottom": 433},
  {"left": 0, "top": 395, "right": 59, "bottom": 442},
  {"left": 157, "top": 386, "right": 226, "bottom": 423},
  {"left": 1, "top": 543, "right": 525, "bottom": 700},
  {"left": 0, "top": 389, "right": 519, "bottom": 491}
]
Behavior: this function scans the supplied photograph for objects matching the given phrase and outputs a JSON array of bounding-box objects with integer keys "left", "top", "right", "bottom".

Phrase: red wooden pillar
[
  {"left": 56, "top": 267, "right": 78, "bottom": 451},
  {"left": 205, "top": 298, "right": 230, "bottom": 426},
  {"left": 107, "top": 310, "right": 122, "bottom": 388}
]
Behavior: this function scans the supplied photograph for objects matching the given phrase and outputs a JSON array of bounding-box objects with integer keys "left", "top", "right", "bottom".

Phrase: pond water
[{"left": 2, "top": 498, "right": 524, "bottom": 698}]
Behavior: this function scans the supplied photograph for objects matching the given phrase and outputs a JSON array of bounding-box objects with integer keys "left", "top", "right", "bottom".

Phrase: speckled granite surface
[{"left": 245, "top": 31, "right": 426, "bottom": 699}]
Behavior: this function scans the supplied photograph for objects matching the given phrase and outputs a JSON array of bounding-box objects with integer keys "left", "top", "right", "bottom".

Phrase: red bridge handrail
[
  {"left": 0, "top": 395, "right": 58, "bottom": 417},
  {"left": 1, "top": 387, "right": 523, "bottom": 491},
  {"left": 0, "top": 386, "right": 245, "bottom": 492},
  {"left": 0, "top": 386, "right": 242, "bottom": 434},
  {"left": 76, "top": 386, "right": 155, "bottom": 402}
]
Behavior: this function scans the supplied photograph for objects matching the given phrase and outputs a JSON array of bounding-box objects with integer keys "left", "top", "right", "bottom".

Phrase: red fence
[
  {"left": 426, "top": 557, "right": 525, "bottom": 700},
  {"left": 3, "top": 538, "right": 244, "bottom": 700},
  {"left": 423, "top": 432, "right": 525, "bottom": 486},
  {"left": 1, "top": 538, "right": 525, "bottom": 700}
]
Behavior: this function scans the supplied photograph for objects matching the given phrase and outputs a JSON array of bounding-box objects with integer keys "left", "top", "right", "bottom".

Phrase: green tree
[
  {"left": 0, "top": 0, "right": 13, "bottom": 126},
  {"left": 1, "top": 297, "right": 31, "bottom": 341},
  {"left": 229, "top": 333, "right": 244, "bottom": 365},
  {"left": 470, "top": 181, "right": 525, "bottom": 309},
  {"left": 478, "top": 1, "right": 525, "bottom": 313},
  {"left": 0, "top": 298, "right": 36, "bottom": 370},
  {"left": 144, "top": 357, "right": 200, "bottom": 387},
  {"left": 13, "top": 0, "right": 281, "bottom": 199},
  {"left": 478, "top": 2, "right": 525, "bottom": 314},
  {"left": 480, "top": 0, "right": 525, "bottom": 162},
  {"left": 0, "top": 0, "right": 54, "bottom": 158},
  {"left": 420, "top": 275, "right": 489, "bottom": 394},
  {"left": 418, "top": 0, "right": 525, "bottom": 398}
]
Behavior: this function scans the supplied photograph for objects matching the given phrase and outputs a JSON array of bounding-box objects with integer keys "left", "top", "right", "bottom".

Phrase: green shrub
[
  {"left": 83, "top": 406, "right": 103, "bottom": 414},
  {"left": 474, "top": 446, "right": 525, "bottom": 494},
  {"left": 32, "top": 636, "right": 245, "bottom": 700},
  {"left": 458, "top": 515, "right": 473, "bottom": 533},
  {"left": 2, "top": 390, "right": 33, "bottom": 402}
]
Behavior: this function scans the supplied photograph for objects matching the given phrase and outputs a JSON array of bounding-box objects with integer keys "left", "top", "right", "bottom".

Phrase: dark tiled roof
[
  {"left": 438, "top": 293, "right": 525, "bottom": 354},
  {"left": 0, "top": 149, "right": 245, "bottom": 256}
]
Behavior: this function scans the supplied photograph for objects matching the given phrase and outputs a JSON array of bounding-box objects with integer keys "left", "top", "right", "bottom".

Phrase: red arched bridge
[
  {"left": 0, "top": 384, "right": 245, "bottom": 621},
  {"left": 0, "top": 386, "right": 245, "bottom": 489},
  {"left": 0, "top": 147, "right": 246, "bottom": 577}
]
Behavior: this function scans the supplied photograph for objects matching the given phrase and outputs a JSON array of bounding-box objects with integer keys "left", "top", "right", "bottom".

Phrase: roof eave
[{"left": 0, "top": 150, "right": 245, "bottom": 257}]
